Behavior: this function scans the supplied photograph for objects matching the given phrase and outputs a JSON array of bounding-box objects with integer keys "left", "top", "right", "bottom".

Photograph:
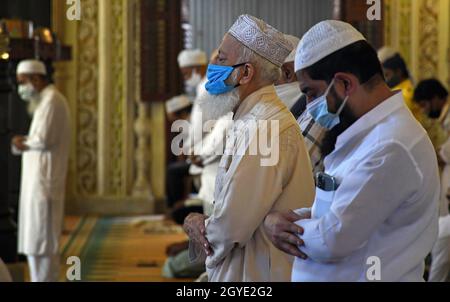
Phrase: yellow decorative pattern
[
  {"left": 448, "top": 2, "right": 450, "bottom": 89},
  {"left": 418, "top": 0, "right": 439, "bottom": 81},
  {"left": 398, "top": 0, "right": 412, "bottom": 66},
  {"left": 52, "top": 0, "right": 154, "bottom": 214},
  {"left": 77, "top": 0, "right": 98, "bottom": 195},
  {"left": 108, "top": 0, "right": 125, "bottom": 195},
  {"left": 383, "top": 0, "right": 448, "bottom": 86},
  {"left": 157, "top": 0, "right": 167, "bottom": 92},
  {"left": 384, "top": 0, "right": 392, "bottom": 46}
]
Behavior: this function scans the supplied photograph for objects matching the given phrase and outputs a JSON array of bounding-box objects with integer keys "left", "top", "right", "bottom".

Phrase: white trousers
[
  {"left": 27, "top": 254, "right": 60, "bottom": 282},
  {"left": 0, "top": 258, "right": 12, "bottom": 282},
  {"left": 428, "top": 236, "right": 450, "bottom": 282}
]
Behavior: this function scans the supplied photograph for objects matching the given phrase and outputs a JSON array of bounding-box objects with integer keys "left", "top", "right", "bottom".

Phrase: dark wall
[{"left": 0, "top": 0, "right": 51, "bottom": 28}]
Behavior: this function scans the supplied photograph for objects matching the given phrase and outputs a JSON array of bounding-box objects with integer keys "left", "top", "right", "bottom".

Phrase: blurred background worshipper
[
  {"left": 165, "top": 49, "right": 207, "bottom": 214},
  {"left": 378, "top": 46, "right": 420, "bottom": 119}
]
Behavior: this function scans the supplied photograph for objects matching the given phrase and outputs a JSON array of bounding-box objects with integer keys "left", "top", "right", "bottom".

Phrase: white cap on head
[
  {"left": 295, "top": 20, "right": 366, "bottom": 72},
  {"left": 284, "top": 35, "right": 300, "bottom": 63},
  {"left": 165, "top": 95, "right": 192, "bottom": 114},
  {"left": 177, "top": 49, "right": 207, "bottom": 68},
  {"left": 228, "top": 14, "right": 293, "bottom": 67},
  {"left": 377, "top": 46, "right": 397, "bottom": 64},
  {"left": 17, "top": 59, "right": 47, "bottom": 75}
]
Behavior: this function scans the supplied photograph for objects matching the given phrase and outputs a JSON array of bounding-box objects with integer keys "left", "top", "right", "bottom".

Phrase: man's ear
[
  {"left": 285, "top": 68, "right": 294, "bottom": 82},
  {"left": 286, "top": 64, "right": 297, "bottom": 83},
  {"left": 334, "top": 72, "right": 358, "bottom": 96},
  {"left": 238, "top": 63, "right": 254, "bottom": 85}
]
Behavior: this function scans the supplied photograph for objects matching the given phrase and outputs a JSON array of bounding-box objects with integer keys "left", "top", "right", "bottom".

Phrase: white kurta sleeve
[
  {"left": 294, "top": 208, "right": 312, "bottom": 217},
  {"left": 439, "top": 137, "right": 450, "bottom": 164},
  {"left": 296, "top": 142, "right": 423, "bottom": 263},
  {"left": 11, "top": 144, "right": 23, "bottom": 156},
  {"left": 25, "top": 99, "right": 58, "bottom": 151}
]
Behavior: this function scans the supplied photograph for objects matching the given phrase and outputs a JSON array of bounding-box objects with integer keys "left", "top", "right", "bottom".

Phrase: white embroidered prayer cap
[
  {"left": 17, "top": 59, "right": 47, "bottom": 75},
  {"left": 295, "top": 20, "right": 366, "bottom": 72},
  {"left": 165, "top": 95, "right": 192, "bottom": 114},
  {"left": 377, "top": 46, "right": 398, "bottom": 64},
  {"left": 177, "top": 49, "right": 208, "bottom": 68},
  {"left": 228, "top": 14, "right": 293, "bottom": 67},
  {"left": 284, "top": 35, "right": 300, "bottom": 63}
]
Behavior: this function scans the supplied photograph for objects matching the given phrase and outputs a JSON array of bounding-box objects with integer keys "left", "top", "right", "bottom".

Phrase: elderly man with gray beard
[{"left": 183, "top": 14, "right": 315, "bottom": 282}]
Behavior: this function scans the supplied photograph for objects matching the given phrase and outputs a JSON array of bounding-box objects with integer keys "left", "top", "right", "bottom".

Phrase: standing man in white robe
[
  {"left": 183, "top": 14, "right": 315, "bottom": 282},
  {"left": 12, "top": 60, "right": 71, "bottom": 282},
  {"left": 264, "top": 20, "right": 439, "bottom": 282}
]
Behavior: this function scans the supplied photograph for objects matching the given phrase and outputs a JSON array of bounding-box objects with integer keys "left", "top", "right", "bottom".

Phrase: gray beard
[
  {"left": 197, "top": 88, "right": 240, "bottom": 122},
  {"left": 26, "top": 97, "right": 41, "bottom": 116}
]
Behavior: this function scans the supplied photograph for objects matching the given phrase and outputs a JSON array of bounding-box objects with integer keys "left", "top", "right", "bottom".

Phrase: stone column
[
  {"left": 132, "top": 102, "right": 154, "bottom": 199},
  {"left": 132, "top": 0, "right": 154, "bottom": 200}
]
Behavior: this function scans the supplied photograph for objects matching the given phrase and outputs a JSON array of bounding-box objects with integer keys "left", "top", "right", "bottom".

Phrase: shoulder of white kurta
[
  {"left": 348, "top": 109, "right": 432, "bottom": 173},
  {"left": 40, "top": 88, "right": 69, "bottom": 114}
]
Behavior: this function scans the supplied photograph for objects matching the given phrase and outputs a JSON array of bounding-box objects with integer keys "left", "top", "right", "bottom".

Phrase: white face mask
[
  {"left": 275, "top": 82, "right": 302, "bottom": 109},
  {"left": 18, "top": 83, "right": 39, "bottom": 102},
  {"left": 185, "top": 70, "right": 203, "bottom": 89}
]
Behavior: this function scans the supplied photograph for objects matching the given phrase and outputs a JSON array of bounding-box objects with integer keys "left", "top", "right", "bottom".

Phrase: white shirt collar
[
  {"left": 39, "top": 84, "right": 55, "bottom": 99},
  {"left": 335, "top": 91, "right": 405, "bottom": 150}
]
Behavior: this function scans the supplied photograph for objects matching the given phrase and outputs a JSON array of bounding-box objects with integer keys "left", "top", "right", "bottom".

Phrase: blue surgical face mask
[
  {"left": 307, "top": 79, "right": 349, "bottom": 130},
  {"left": 205, "top": 63, "right": 246, "bottom": 95}
]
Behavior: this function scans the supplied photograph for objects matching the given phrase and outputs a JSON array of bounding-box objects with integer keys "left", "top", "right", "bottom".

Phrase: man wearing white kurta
[
  {"left": 12, "top": 60, "right": 71, "bottom": 282},
  {"left": 264, "top": 21, "right": 439, "bottom": 281},
  {"left": 183, "top": 15, "right": 315, "bottom": 282}
]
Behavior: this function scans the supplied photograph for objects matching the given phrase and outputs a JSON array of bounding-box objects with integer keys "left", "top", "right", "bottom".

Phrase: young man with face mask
[
  {"left": 183, "top": 14, "right": 315, "bottom": 282},
  {"left": 11, "top": 59, "right": 71, "bottom": 282},
  {"left": 263, "top": 20, "right": 439, "bottom": 282}
]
